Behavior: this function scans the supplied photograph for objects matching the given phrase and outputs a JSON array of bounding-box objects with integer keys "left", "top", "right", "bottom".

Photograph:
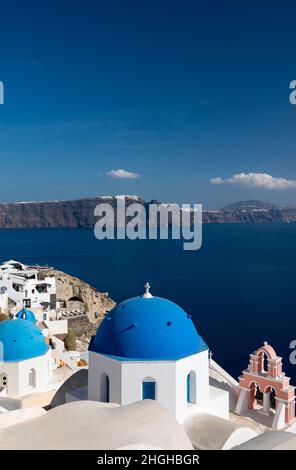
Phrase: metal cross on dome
[{"left": 143, "top": 282, "right": 153, "bottom": 298}]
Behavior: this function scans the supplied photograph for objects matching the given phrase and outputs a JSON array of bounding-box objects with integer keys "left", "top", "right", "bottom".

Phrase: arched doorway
[
  {"left": 142, "top": 377, "right": 156, "bottom": 400},
  {"left": 187, "top": 371, "right": 197, "bottom": 404},
  {"left": 100, "top": 373, "right": 110, "bottom": 402}
]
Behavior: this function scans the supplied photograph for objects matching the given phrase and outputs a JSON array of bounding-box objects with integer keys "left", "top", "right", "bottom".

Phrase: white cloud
[
  {"left": 210, "top": 177, "right": 225, "bottom": 185},
  {"left": 106, "top": 168, "right": 140, "bottom": 179},
  {"left": 210, "top": 172, "right": 296, "bottom": 190}
]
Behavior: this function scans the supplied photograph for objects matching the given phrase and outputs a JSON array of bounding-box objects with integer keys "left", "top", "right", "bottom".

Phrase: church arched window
[
  {"left": 100, "top": 373, "right": 110, "bottom": 402},
  {"left": 187, "top": 371, "right": 197, "bottom": 404},
  {"left": 29, "top": 368, "right": 36, "bottom": 388},
  {"left": 142, "top": 377, "right": 156, "bottom": 400}
]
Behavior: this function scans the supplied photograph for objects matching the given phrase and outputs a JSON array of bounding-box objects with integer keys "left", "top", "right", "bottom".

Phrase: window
[
  {"left": 43, "top": 314, "right": 47, "bottom": 321},
  {"left": 106, "top": 375, "right": 110, "bottom": 402},
  {"left": 29, "top": 369, "right": 36, "bottom": 388},
  {"left": 100, "top": 373, "right": 110, "bottom": 402},
  {"left": 187, "top": 371, "right": 197, "bottom": 404},
  {"left": 13, "top": 283, "right": 23, "bottom": 293},
  {"left": 36, "top": 284, "right": 49, "bottom": 294},
  {"left": 0, "top": 373, "right": 8, "bottom": 388},
  {"left": 142, "top": 379, "right": 156, "bottom": 400}
]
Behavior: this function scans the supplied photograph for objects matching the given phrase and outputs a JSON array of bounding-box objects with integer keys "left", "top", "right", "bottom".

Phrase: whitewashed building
[
  {"left": 88, "top": 284, "right": 229, "bottom": 422},
  {"left": 0, "top": 260, "right": 56, "bottom": 312},
  {"left": 0, "top": 261, "right": 68, "bottom": 337},
  {"left": 0, "top": 314, "right": 52, "bottom": 397}
]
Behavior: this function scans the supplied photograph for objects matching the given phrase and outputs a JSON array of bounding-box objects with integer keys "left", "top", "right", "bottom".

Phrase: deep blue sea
[{"left": 1, "top": 224, "right": 295, "bottom": 383}]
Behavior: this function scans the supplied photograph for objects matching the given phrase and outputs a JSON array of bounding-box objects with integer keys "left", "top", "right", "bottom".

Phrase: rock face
[
  {"left": 0, "top": 196, "right": 144, "bottom": 228},
  {"left": 39, "top": 269, "right": 116, "bottom": 323},
  {"left": 221, "top": 200, "right": 276, "bottom": 211},
  {"left": 0, "top": 196, "right": 295, "bottom": 227},
  {"left": 67, "top": 316, "right": 99, "bottom": 351},
  {"left": 202, "top": 207, "right": 287, "bottom": 223}
]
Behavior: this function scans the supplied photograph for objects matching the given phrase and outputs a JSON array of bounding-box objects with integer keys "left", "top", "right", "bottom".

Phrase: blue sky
[{"left": 0, "top": 0, "right": 296, "bottom": 208}]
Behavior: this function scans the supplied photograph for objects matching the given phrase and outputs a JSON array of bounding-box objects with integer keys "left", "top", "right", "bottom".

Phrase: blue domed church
[
  {"left": 88, "top": 284, "right": 229, "bottom": 422},
  {"left": 0, "top": 309, "right": 52, "bottom": 397}
]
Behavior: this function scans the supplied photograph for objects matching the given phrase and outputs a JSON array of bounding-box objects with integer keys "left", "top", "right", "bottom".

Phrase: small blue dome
[
  {"left": 16, "top": 308, "right": 36, "bottom": 323},
  {"left": 89, "top": 295, "right": 208, "bottom": 361},
  {"left": 0, "top": 319, "right": 49, "bottom": 362}
]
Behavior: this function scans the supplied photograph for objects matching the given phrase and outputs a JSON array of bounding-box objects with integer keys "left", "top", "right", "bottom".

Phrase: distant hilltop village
[
  {"left": 0, "top": 267, "right": 296, "bottom": 450},
  {"left": 0, "top": 197, "right": 295, "bottom": 228}
]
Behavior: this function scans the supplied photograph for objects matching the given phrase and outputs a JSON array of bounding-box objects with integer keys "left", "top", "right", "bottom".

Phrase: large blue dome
[
  {"left": 89, "top": 295, "right": 208, "bottom": 361},
  {"left": 0, "top": 319, "right": 49, "bottom": 362}
]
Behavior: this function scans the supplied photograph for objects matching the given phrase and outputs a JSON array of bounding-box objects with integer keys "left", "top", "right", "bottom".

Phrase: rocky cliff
[
  {"left": 0, "top": 198, "right": 112, "bottom": 228},
  {"left": 0, "top": 196, "right": 295, "bottom": 227},
  {"left": 39, "top": 268, "right": 116, "bottom": 323}
]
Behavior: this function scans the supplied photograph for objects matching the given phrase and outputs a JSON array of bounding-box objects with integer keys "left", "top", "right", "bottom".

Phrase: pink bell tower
[{"left": 235, "top": 342, "right": 295, "bottom": 429}]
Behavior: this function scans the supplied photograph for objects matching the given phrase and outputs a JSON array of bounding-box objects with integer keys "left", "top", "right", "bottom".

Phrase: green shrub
[{"left": 0, "top": 313, "right": 8, "bottom": 322}]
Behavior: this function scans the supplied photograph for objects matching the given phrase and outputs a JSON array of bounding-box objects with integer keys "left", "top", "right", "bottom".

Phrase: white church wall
[
  {"left": 0, "top": 362, "right": 19, "bottom": 395},
  {"left": 175, "top": 350, "right": 210, "bottom": 421},
  {"left": 88, "top": 352, "right": 177, "bottom": 411},
  {"left": 205, "top": 385, "right": 229, "bottom": 420},
  {"left": 88, "top": 352, "right": 122, "bottom": 404},
  {"left": 0, "top": 349, "right": 52, "bottom": 397},
  {"left": 121, "top": 360, "right": 177, "bottom": 412},
  {"left": 18, "top": 349, "right": 52, "bottom": 396},
  {"left": 87, "top": 349, "right": 223, "bottom": 424}
]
